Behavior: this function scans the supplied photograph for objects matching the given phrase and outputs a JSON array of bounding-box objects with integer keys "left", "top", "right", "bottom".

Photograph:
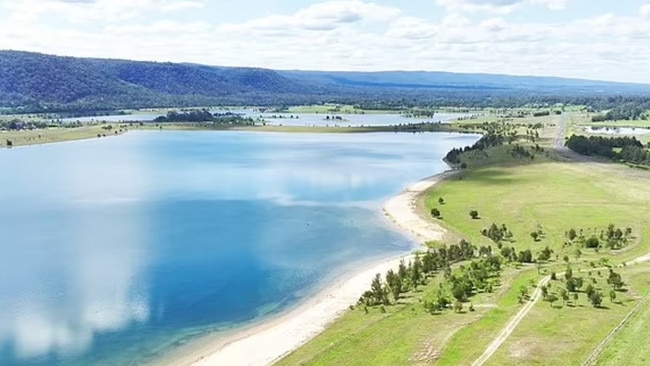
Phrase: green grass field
[
  {"left": 486, "top": 265, "right": 645, "bottom": 366},
  {"left": 594, "top": 266, "right": 650, "bottom": 366},
  {"left": 276, "top": 113, "right": 650, "bottom": 365},
  {"left": 276, "top": 265, "right": 536, "bottom": 366}
]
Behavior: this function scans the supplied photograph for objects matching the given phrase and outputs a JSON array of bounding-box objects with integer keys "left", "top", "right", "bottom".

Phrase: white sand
[{"left": 162, "top": 171, "right": 452, "bottom": 366}]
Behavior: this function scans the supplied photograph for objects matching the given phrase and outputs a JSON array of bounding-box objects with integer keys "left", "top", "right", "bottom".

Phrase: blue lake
[
  {"left": 62, "top": 110, "right": 467, "bottom": 126},
  {"left": 0, "top": 130, "right": 478, "bottom": 365}
]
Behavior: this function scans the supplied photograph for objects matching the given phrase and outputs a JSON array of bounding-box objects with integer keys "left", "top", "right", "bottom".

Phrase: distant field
[
  {"left": 0, "top": 125, "right": 125, "bottom": 147},
  {"left": 284, "top": 104, "right": 398, "bottom": 114}
]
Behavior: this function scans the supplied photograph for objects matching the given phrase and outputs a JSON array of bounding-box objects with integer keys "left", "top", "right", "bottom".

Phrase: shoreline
[{"left": 156, "top": 169, "right": 453, "bottom": 366}]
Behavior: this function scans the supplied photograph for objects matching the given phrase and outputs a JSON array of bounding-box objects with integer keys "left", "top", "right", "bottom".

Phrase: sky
[{"left": 0, "top": 0, "right": 649, "bottom": 83}]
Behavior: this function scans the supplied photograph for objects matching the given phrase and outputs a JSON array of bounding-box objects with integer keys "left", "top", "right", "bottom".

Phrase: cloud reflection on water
[{"left": 0, "top": 139, "right": 151, "bottom": 361}]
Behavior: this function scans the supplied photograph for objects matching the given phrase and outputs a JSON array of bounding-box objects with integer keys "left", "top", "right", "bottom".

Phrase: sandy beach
[{"left": 159, "top": 170, "right": 452, "bottom": 366}]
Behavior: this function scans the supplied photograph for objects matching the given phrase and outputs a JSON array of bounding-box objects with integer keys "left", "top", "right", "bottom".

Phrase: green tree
[
  {"left": 370, "top": 273, "right": 388, "bottom": 305},
  {"left": 430, "top": 208, "right": 441, "bottom": 218},
  {"left": 560, "top": 289, "right": 569, "bottom": 306},
  {"left": 545, "top": 293, "right": 559, "bottom": 307},
  {"left": 530, "top": 231, "right": 539, "bottom": 241},
  {"left": 438, "top": 197, "right": 445, "bottom": 205},
  {"left": 568, "top": 228, "right": 577, "bottom": 241},
  {"left": 588, "top": 290, "right": 603, "bottom": 308},
  {"left": 453, "top": 300, "right": 463, "bottom": 313},
  {"left": 607, "top": 269, "right": 625, "bottom": 290},
  {"left": 469, "top": 210, "right": 479, "bottom": 219},
  {"left": 565, "top": 265, "right": 573, "bottom": 281},
  {"left": 385, "top": 269, "right": 402, "bottom": 302},
  {"left": 609, "top": 289, "right": 617, "bottom": 303}
]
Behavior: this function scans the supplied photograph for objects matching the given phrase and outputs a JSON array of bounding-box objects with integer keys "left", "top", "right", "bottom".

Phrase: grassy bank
[
  {"left": 275, "top": 114, "right": 650, "bottom": 365},
  {"left": 0, "top": 125, "right": 125, "bottom": 147}
]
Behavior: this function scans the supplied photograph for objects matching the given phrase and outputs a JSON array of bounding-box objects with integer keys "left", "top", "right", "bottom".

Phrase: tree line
[
  {"left": 153, "top": 110, "right": 256, "bottom": 125},
  {"left": 566, "top": 135, "right": 649, "bottom": 165}
]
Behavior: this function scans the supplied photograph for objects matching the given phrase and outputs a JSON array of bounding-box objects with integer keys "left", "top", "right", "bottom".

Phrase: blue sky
[{"left": 1, "top": 0, "right": 649, "bottom": 82}]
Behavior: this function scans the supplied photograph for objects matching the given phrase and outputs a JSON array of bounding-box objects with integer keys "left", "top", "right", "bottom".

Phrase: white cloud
[
  {"left": 641, "top": 4, "right": 650, "bottom": 18},
  {"left": 219, "top": 1, "right": 400, "bottom": 34},
  {"left": 435, "top": 0, "right": 570, "bottom": 13},
  {"left": 0, "top": 0, "right": 649, "bottom": 83},
  {"left": 532, "top": 0, "right": 569, "bottom": 10}
]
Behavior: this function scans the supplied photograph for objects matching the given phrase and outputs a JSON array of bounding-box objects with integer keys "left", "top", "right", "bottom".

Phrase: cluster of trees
[
  {"left": 565, "top": 225, "right": 632, "bottom": 250},
  {"left": 481, "top": 223, "right": 514, "bottom": 245},
  {"left": 424, "top": 256, "right": 503, "bottom": 314},
  {"left": 566, "top": 135, "right": 646, "bottom": 161},
  {"left": 509, "top": 144, "right": 537, "bottom": 160},
  {"left": 358, "top": 239, "right": 481, "bottom": 309},
  {"left": 0, "top": 119, "right": 49, "bottom": 130},
  {"left": 549, "top": 266, "right": 626, "bottom": 309},
  {"left": 591, "top": 101, "right": 650, "bottom": 121},
  {"left": 619, "top": 145, "right": 650, "bottom": 165},
  {"left": 445, "top": 121, "right": 543, "bottom": 165},
  {"left": 153, "top": 110, "right": 256, "bottom": 125}
]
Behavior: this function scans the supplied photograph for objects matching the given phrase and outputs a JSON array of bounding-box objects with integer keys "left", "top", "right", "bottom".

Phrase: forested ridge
[{"left": 2, "top": 50, "right": 650, "bottom": 113}]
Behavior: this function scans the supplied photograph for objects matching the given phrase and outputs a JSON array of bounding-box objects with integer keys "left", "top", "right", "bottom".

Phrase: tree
[
  {"left": 453, "top": 300, "right": 463, "bottom": 313},
  {"left": 430, "top": 208, "right": 441, "bottom": 218},
  {"left": 6, "top": 139, "right": 12, "bottom": 147},
  {"left": 609, "top": 289, "right": 617, "bottom": 303},
  {"left": 588, "top": 290, "right": 603, "bottom": 308},
  {"left": 438, "top": 197, "right": 445, "bottom": 205},
  {"left": 398, "top": 259, "right": 408, "bottom": 283},
  {"left": 585, "top": 236, "right": 600, "bottom": 249},
  {"left": 370, "top": 273, "right": 388, "bottom": 305},
  {"left": 560, "top": 289, "right": 569, "bottom": 306},
  {"left": 545, "top": 293, "right": 559, "bottom": 307},
  {"left": 469, "top": 210, "right": 480, "bottom": 219},
  {"left": 518, "top": 249, "right": 533, "bottom": 263},
  {"left": 530, "top": 231, "right": 539, "bottom": 241},
  {"left": 564, "top": 265, "right": 573, "bottom": 281},
  {"left": 411, "top": 254, "right": 423, "bottom": 288},
  {"left": 452, "top": 283, "right": 468, "bottom": 302},
  {"left": 568, "top": 228, "right": 577, "bottom": 241},
  {"left": 385, "top": 269, "right": 402, "bottom": 302},
  {"left": 574, "top": 248, "right": 582, "bottom": 260},
  {"left": 607, "top": 269, "right": 625, "bottom": 290}
]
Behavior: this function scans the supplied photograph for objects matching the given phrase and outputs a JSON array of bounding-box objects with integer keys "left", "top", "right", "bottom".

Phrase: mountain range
[{"left": 1, "top": 50, "right": 649, "bottom": 112}]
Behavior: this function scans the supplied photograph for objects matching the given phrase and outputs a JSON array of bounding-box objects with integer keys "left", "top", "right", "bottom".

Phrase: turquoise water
[{"left": 0, "top": 131, "right": 478, "bottom": 365}]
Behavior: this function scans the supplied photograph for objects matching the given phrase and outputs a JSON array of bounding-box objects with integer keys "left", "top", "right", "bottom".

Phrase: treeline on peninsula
[
  {"left": 566, "top": 135, "right": 650, "bottom": 165},
  {"left": 444, "top": 121, "right": 543, "bottom": 165},
  {"left": 153, "top": 110, "right": 256, "bottom": 125}
]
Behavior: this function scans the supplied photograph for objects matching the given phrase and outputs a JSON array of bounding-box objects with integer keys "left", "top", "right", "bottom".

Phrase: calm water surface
[
  {"left": 0, "top": 130, "right": 478, "bottom": 365},
  {"left": 588, "top": 126, "right": 650, "bottom": 135},
  {"left": 62, "top": 110, "right": 467, "bottom": 126}
]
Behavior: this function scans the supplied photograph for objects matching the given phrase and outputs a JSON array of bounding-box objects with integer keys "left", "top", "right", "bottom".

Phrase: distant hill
[
  {"left": 0, "top": 50, "right": 649, "bottom": 112},
  {"left": 279, "top": 70, "right": 650, "bottom": 94}
]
